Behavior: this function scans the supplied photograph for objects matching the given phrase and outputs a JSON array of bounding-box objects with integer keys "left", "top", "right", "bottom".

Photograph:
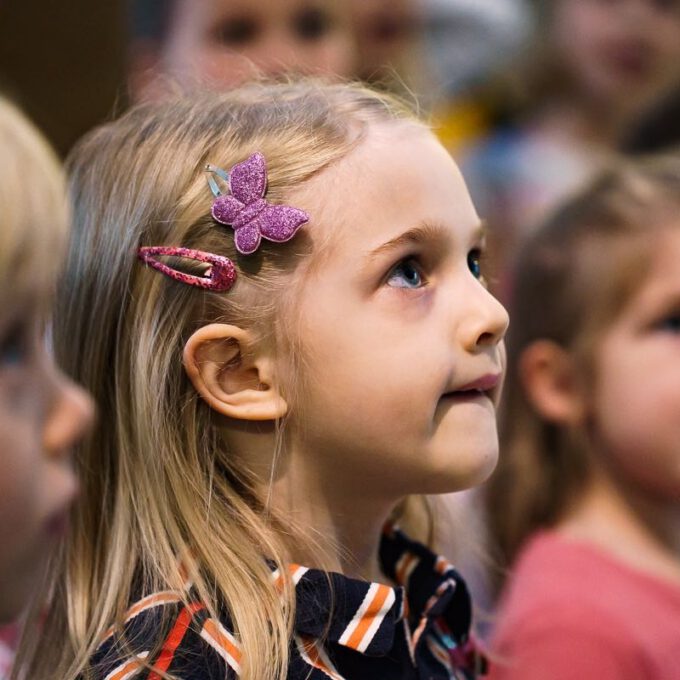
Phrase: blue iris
[{"left": 388, "top": 259, "right": 424, "bottom": 289}]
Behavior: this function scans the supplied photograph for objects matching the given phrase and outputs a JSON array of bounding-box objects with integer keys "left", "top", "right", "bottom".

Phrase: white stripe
[
  {"left": 290, "top": 565, "right": 309, "bottom": 584},
  {"left": 294, "top": 636, "right": 345, "bottom": 680},
  {"left": 427, "top": 635, "right": 454, "bottom": 672},
  {"left": 395, "top": 553, "right": 420, "bottom": 586},
  {"left": 124, "top": 592, "right": 182, "bottom": 624},
  {"left": 103, "top": 651, "right": 149, "bottom": 680},
  {"left": 200, "top": 621, "right": 242, "bottom": 674},
  {"left": 355, "top": 588, "right": 396, "bottom": 653},
  {"left": 338, "top": 582, "right": 381, "bottom": 646},
  {"left": 403, "top": 618, "right": 416, "bottom": 663}
]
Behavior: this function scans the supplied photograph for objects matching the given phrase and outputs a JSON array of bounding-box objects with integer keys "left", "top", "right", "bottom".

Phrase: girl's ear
[
  {"left": 183, "top": 323, "right": 288, "bottom": 421},
  {"left": 519, "top": 340, "right": 586, "bottom": 426}
]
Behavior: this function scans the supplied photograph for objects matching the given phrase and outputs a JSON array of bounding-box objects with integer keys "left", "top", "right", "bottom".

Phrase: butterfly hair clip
[
  {"left": 137, "top": 152, "right": 309, "bottom": 292},
  {"left": 207, "top": 152, "right": 309, "bottom": 255}
]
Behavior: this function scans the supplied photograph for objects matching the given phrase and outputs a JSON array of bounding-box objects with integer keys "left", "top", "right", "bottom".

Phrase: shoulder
[{"left": 88, "top": 591, "right": 242, "bottom": 679}]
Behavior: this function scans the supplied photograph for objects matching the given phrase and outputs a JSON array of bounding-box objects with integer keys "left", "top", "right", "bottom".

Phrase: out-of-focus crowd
[{"left": 1, "top": 1, "right": 680, "bottom": 678}]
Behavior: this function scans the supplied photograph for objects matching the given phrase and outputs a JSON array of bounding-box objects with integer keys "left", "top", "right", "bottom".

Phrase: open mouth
[
  {"left": 442, "top": 373, "right": 502, "bottom": 402},
  {"left": 442, "top": 389, "right": 491, "bottom": 400}
]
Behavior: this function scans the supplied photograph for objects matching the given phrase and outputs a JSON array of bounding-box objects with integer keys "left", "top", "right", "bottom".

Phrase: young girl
[
  {"left": 19, "top": 82, "right": 508, "bottom": 679},
  {"left": 486, "top": 155, "right": 680, "bottom": 679},
  {"left": 0, "top": 97, "right": 93, "bottom": 670}
]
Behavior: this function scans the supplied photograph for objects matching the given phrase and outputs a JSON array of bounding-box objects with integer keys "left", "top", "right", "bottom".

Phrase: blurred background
[
  {"left": 2, "top": 0, "right": 679, "bottom": 297},
  {"left": 1, "top": 0, "right": 680, "bottom": 673}
]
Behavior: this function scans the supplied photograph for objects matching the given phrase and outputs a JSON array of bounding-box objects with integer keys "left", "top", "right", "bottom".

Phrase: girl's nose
[
  {"left": 460, "top": 286, "right": 509, "bottom": 352},
  {"left": 43, "top": 375, "right": 95, "bottom": 460}
]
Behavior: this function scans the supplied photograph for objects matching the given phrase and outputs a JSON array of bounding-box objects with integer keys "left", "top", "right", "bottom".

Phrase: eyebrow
[{"left": 364, "top": 221, "right": 487, "bottom": 264}]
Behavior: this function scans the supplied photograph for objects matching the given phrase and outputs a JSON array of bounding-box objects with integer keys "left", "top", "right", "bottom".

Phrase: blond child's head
[
  {"left": 34, "top": 82, "right": 507, "bottom": 679},
  {"left": 0, "top": 97, "right": 93, "bottom": 624}
]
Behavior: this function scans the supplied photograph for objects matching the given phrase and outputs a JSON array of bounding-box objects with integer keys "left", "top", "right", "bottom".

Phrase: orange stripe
[
  {"left": 202, "top": 618, "right": 243, "bottom": 665},
  {"left": 98, "top": 592, "right": 182, "bottom": 646},
  {"left": 125, "top": 592, "right": 182, "bottom": 621},
  {"left": 105, "top": 656, "right": 144, "bottom": 680},
  {"left": 345, "top": 585, "right": 391, "bottom": 650},
  {"left": 396, "top": 553, "right": 417, "bottom": 585},
  {"left": 147, "top": 602, "right": 204, "bottom": 679},
  {"left": 273, "top": 563, "right": 303, "bottom": 592},
  {"left": 298, "top": 636, "right": 339, "bottom": 678}
]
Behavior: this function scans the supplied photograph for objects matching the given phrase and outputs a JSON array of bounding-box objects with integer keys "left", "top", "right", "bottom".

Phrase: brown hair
[
  {"left": 17, "top": 82, "right": 423, "bottom": 680},
  {"left": 485, "top": 153, "right": 680, "bottom": 579}
]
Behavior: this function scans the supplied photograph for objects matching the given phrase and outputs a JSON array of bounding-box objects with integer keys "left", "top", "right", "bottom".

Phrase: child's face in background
[
  {"left": 551, "top": 0, "right": 680, "bottom": 107},
  {"left": 0, "top": 304, "right": 93, "bottom": 622},
  {"left": 591, "top": 227, "right": 680, "bottom": 501},
  {"left": 289, "top": 125, "right": 508, "bottom": 498},
  {"left": 159, "top": 0, "right": 355, "bottom": 88},
  {"left": 347, "top": 0, "right": 421, "bottom": 81}
]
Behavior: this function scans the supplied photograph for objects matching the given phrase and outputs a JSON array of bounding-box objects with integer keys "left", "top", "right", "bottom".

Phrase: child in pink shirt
[{"left": 486, "top": 155, "right": 680, "bottom": 679}]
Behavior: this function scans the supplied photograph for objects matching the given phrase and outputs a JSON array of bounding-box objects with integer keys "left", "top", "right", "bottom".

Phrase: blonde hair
[
  {"left": 0, "top": 96, "right": 67, "bottom": 313},
  {"left": 485, "top": 153, "right": 680, "bottom": 585},
  {"left": 19, "top": 82, "right": 423, "bottom": 680}
]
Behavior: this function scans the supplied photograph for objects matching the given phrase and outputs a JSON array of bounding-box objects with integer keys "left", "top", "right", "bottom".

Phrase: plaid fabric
[{"left": 86, "top": 525, "right": 486, "bottom": 679}]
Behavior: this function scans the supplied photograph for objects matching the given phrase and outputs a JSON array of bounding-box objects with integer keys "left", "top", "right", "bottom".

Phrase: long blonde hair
[
  {"left": 485, "top": 154, "right": 680, "bottom": 583},
  {"left": 18, "top": 82, "right": 422, "bottom": 680},
  {"left": 0, "top": 96, "right": 67, "bottom": 313}
]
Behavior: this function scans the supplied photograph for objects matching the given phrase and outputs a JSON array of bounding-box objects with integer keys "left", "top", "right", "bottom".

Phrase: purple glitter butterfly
[
  {"left": 138, "top": 246, "right": 237, "bottom": 292},
  {"left": 210, "top": 152, "right": 309, "bottom": 255}
]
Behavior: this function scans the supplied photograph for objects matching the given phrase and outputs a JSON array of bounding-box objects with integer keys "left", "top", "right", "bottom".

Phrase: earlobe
[
  {"left": 519, "top": 340, "right": 586, "bottom": 426},
  {"left": 183, "top": 324, "right": 288, "bottom": 421}
]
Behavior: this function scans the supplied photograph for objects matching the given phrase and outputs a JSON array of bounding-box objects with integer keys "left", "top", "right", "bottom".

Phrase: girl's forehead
[{"left": 291, "top": 123, "right": 480, "bottom": 255}]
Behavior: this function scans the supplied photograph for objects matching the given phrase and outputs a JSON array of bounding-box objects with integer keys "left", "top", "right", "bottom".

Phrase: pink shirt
[{"left": 488, "top": 530, "right": 680, "bottom": 680}]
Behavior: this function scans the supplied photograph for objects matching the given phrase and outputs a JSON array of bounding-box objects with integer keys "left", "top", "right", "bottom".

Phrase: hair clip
[
  {"left": 137, "top": 246, "right": 237, "bottom": 292},
  {"left": 206, "top": 152, "right": 309, "bottom": 255}
]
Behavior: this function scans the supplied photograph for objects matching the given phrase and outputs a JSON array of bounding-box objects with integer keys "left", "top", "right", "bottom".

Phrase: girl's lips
[
  {"left": 454, "top": 373, "right": 502, "bottom": 393},
  {"left": 441, "top": 373, "right": 502, "bottom": 401}
]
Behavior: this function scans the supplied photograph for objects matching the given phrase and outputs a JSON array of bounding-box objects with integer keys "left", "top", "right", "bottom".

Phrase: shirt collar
[{"left": 280, "top": 523, "right": 472, "bottom": 658}]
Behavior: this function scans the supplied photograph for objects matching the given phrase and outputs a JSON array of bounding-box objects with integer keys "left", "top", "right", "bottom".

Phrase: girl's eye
[
  {"left": 0, "top": 325, "right": 26, "bottom": 366},
  {"left": 387, "top": 258, "right": 425, "bottom": 289},
  {"left": 293, "top": 7, "right": 334, "bottom": 41},
  {"left": 215, "top": 16, "right": 259, "bottom": 45},
  {"left": 468, "top": 248, "right": 482, "bottom": 279},
  {"left": 659, "top": 314, "right": 680, "bottom": 333}
]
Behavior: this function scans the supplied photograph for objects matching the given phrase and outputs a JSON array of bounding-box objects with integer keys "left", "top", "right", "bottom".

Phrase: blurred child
[
  {"left": 347, "top": 0, "right": 425, "bottom": 90},
  {"left": 19, "top": 82, "right": 508, "bottom": 679},
  {"left": 130, "top": 0, "right": 356, "bottom": 98},
  {"left": 461, "top": 0, "right": 680, "bottom": 299},
  {"left": 0, "top": 97, "right": 93, "bottom": 673},
  {"left": 486, "top": 155, "right": 680, "bottom": 679}
]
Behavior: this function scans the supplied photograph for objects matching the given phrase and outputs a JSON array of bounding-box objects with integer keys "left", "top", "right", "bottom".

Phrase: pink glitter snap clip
[
  {"left": 138, "top": 246, "right": 237, "bottom": 292},
  {"left": 207, "top": 152, "right": 309, "bottom": 255}
]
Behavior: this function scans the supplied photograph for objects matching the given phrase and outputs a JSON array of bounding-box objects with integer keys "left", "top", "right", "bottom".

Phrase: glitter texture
[
  {"left": 210, "top": 152, "right": 309, "bottom": 255},
  {"left": 138, "top": 246, "right": 237, "bottom": 292}
]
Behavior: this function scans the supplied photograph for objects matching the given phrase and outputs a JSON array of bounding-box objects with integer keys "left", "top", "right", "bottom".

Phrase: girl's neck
[
  {"left": 267, "top": 442, "right": 396, "bottom": 582},
  {"left": 558, "top": 466, "right": 680, "bottom": 587},
  {"left": 223, "top": 424, "right": 392, "bottom": 582}
]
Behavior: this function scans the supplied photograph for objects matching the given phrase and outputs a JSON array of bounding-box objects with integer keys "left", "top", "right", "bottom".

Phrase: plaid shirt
[{"left": 88, "top": 525, "right": 486, "bottom": 680}]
